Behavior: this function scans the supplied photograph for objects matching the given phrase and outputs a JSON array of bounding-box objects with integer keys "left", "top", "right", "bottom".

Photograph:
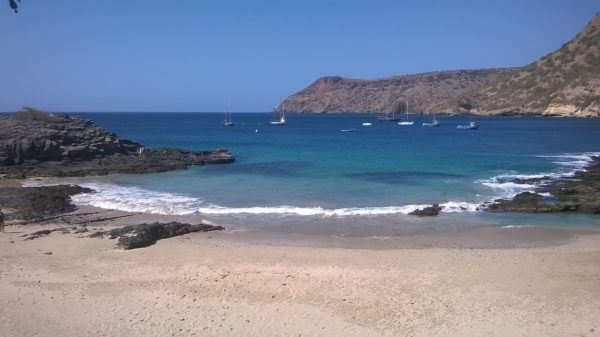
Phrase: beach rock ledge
[{"left": 0, "top": 108, "right": 234, "bottom": 178}]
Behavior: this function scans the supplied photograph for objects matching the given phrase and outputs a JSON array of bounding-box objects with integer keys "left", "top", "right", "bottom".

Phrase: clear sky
[{"left": 0, "top": 0, "right": 598, "bottom": 112}]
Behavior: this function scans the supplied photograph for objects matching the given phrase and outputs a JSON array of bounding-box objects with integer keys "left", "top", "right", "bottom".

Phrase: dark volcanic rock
[
  {"left": 0, "top": 109, "right": 139, "bottom": 165},
  {"left": 487, "top": 192, "right": 553, "bottom": 213},
  {"left": 488, "top": 157, "right": 600, "bottom": 214},
  {"left": 409, "top": 204, "right": 442, "bottom": 217},
  {"left": 0, "top": 185, "right": 93, "bottom": 220},
  {"left": 0, "top": 109, "right": 235, "bottom": 178},
  {"left": 89, "top": 222, "right": 224, "bottom": 250}
]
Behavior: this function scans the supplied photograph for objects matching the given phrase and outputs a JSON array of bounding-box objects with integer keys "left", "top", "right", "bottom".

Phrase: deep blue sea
[{"left": 33, "top": 113, "right": 600, "bottom": 235}]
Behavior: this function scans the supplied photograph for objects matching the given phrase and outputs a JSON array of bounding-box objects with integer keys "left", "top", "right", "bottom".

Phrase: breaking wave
[
  {"left": 479, "top": 152, "right": 600, "bottom": 199},
  {"left": 67, "top": 182, "right": 482, "bottom": 216}
]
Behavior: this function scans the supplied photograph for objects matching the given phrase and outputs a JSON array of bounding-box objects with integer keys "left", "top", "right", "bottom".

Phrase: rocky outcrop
[
  {"left": 0, "top": 109, "right": 139, "bottom": 165},
  {"left": 0, "top": 109, "right": 235, "bottom": 178},
  {"left": 89, "top": 222, "right": 224, "bottom": 249},
  {"left": 0, "top": 185, "right": 93, "bottom": 220},
  {"left": 409, "top": 204, "right": 442, "bottom": 217},
  {"left": 488, "top": 157, "right": 600, "bottom": 214},
  {"left": 280, "top": 13, "right": 600, "bottom": 117}
]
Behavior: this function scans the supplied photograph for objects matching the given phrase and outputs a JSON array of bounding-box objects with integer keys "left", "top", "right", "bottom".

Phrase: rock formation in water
[
  {"left": 0, "top": 108, "right": 235, "bottom": 178},
  {"left": 279, "top": 12, "right": 600, "bottom": 117},
  {"left": 487, "top": 156, "right": 600, "bottom": 214}
]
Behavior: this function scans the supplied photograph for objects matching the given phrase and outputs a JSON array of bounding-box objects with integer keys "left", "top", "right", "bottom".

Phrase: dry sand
[{"left": 1, "top": 219, "right": 599, "bottom": 337}]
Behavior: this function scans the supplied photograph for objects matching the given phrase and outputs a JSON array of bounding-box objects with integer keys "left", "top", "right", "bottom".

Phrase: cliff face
[
  {"left": 280, "top": 13, "right": 600, "bottom": 117},
  {"left": 472, "top": 13, "right": 600, "bottom": 117},
  {"left": 278, "top": 69, "right": 517, "bottom": 114}
]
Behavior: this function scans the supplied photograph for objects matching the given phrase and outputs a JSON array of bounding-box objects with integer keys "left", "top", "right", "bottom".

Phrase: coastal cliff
[
  {"left": 0, "top": 108, "right": 235, "bottom": 178},
  {"left": 277, "top": 69, "right": 516, "bottom": 114},
  {"left": 472, "top": 12, "right": 600, "bottom": 117},
  {"left": 279, "top": 13, "right": 600, "bottom": 117}
]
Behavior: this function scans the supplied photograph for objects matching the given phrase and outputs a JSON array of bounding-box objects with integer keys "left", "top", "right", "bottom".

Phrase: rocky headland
[
  {"left": 278, "top": 12, "right": 600, "bottom": 117},
  {"left": 0, "top": 108, "right": 234, "bottom": 179},
  {"left": 0, "top": 109, "right": 233, "bottom": 244}
]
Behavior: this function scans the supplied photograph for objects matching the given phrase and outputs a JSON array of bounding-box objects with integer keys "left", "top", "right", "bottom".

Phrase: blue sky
[{"left": 0, "top": 0, "right": 597, "bottom": 112}]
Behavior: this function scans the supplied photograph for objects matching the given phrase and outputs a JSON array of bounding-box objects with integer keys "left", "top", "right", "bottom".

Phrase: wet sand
[
  {"left": 0, "top": 178, "right": 23, "bottom": 188},
  {"left": 1, "top": 210, "right": 599, "bottom": 337}
]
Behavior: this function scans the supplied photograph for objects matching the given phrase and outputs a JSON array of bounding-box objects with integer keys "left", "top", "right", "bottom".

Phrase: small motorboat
[{"left": 456, "top": 121, "right": 479, "bottom": 130}]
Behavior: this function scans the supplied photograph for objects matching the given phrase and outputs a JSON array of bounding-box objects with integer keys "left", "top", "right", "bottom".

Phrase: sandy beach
[{"left": 1, "top": 213, "right": 599, "bottom": 337}]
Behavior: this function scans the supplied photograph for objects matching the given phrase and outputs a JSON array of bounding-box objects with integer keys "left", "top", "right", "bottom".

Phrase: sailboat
[
  {"left": 377, "top": 100, "right": 401, "bottom": 122},
  {"left": 397, "top": 100, "right": 414, "bottom": 126},
  {"left": 422, "top": 115, "right": 440, "bottom": 127},
  {"left": 223, "top": 102, "right": 234, "bottom": 127},
  {"left": 270, "top": 100, "right": 286, "bottom": 126}
]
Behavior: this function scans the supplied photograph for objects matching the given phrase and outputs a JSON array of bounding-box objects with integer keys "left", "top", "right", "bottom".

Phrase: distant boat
[
  {"left": 270, "top": 99, "right": 286, "bottom": 126},
  {"left": 340, "top": 128, "right": 356, "bottom": 132},
  {"left": 397, "top": 100, "right": 414, "bottom": 126},
  {"left": 223, "top": 102, "right": 234, "bottom": 127},
  {"left": 422, "top": 116, "right": 440, "bottom": 127},
  {"left": 377, "top": 100, "right": 401, "bottom": 122},
  {"left": 456, "top": 121, "right": 479, "bottom": 130},
  {"left": 362, "top": 122, "right": 372, "bottom": 126},
  {"left": 457, "top": 113, "right": 479, "bottom": 129}
]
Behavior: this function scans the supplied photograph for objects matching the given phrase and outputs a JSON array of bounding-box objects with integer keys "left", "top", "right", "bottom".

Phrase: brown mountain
[
  {"left": 279, "top": 13, "right": 600, "bottom": 117},
  {"left": 472, "top": 13, "right": 600, "bottom": 117}
]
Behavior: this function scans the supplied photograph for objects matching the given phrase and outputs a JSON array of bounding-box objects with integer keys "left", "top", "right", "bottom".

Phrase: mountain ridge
[{"left": 279, "top": 13, "right": 600, "bottom": 117}]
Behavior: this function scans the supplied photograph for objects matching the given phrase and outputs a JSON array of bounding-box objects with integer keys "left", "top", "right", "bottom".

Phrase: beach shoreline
[{"left": 1, "top": 217, "right": 599, "bottom": 337}]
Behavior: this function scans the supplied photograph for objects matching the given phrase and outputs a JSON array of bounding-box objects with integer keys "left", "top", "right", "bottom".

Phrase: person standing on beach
[{"left": 0, "top": 208, "right": 5, "bottom": 233}]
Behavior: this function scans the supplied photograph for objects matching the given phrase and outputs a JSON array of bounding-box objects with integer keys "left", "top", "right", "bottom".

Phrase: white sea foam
[
  {"left": 71, "top": 182, "right": 204, "bottom": 215},
  {"left": 480, "top": 180, "right": 536, "bottom": 198},
  {"left": 537, "top": 152, "right": 600, "bottom": 170},
  {"left": 501, "top": 225, "right": 532, "bottom": 229},
  {"left": 65, "top": 182, "right": 483, "bottom": 216}
]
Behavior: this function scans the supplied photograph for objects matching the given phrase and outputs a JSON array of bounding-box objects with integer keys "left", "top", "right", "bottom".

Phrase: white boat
[
  {"left": 362, "top": 122, "right": 372, "bottom": 126},
  {"left": 340, "top": 128, "right": 356, "bottom": 132},
  {"left": 397, "top": 100, "right": 414, "bottom": 126},
  {"left": 270, "top": 114, "right": 285, "bottom": 126},
  {"left": 422, "top": 116, "right": 440, "bottom": 127},
  {"left": 223, "top": 102, "right": 234, "bottom": 127},
  {"left": 457, "top": 113, "right": 478, "bottom": 129},
  {"left": 270, "top": 100, "right": 286, "bottom": 126},
  {"left": 456, "top": 121, "right": 479, "bottom": 130}
]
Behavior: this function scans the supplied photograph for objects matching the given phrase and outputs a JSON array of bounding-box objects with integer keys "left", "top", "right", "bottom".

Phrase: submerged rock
[{"left": 89, "top": 222, "right": 224, "bottom": 250}]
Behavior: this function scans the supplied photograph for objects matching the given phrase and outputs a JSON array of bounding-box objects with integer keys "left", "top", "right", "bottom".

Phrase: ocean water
[{"left": 30, "top": 113, "right": 600, "bottom": 235}]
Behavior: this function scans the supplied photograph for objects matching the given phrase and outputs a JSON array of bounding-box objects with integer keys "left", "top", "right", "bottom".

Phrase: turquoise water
[{"left": 51, "top": 113, "right": 600, "bottom": 235}]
